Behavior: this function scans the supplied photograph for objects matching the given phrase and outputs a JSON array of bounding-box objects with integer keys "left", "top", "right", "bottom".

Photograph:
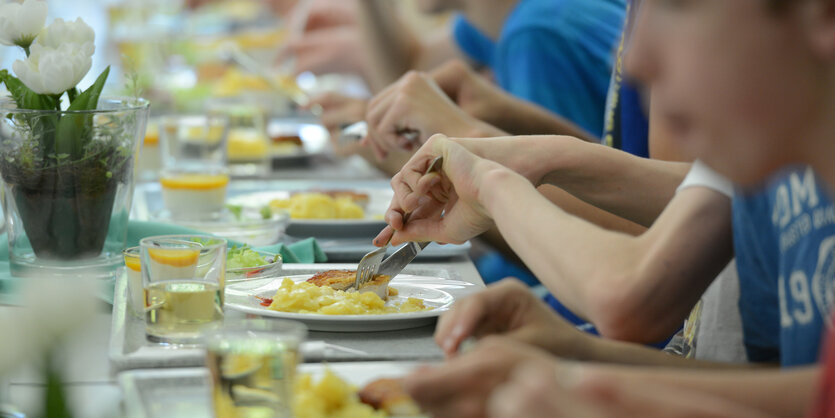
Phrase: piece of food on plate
[
  {"left": 308, "top": 190, "right": 371, "bottom": 208},
  {"left": 227, "top": 128, "right": 269, "bottom": 161},
  {"left": 294, "top": 369, "right": 386, "bottom": 418},
  {"left": 226, "top": 245, "right": 269, "bottom": 270},
  {"left": 264, "top": 278, "right": 430, "bottom": 315},
  {"left": 268, "top": 193, "right": 365, "bottom": 220},
  {"left": 358, "top": 378, "right": 421, "bottom": 416},
  {"left": 306, "top": 269, "right": 391, "bottom": 299}
]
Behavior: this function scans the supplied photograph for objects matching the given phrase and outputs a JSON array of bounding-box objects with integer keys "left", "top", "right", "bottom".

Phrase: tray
[
  {"left": 119, "top": 362, "right": 426, "bottom": 418},
  {"left": 109, "top": 263, "right": 468, "bottom": 373}
]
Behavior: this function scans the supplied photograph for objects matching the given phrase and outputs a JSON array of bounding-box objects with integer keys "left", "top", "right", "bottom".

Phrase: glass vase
[{"left": 0, "top": 97, "right": 149, "bottom": 279}]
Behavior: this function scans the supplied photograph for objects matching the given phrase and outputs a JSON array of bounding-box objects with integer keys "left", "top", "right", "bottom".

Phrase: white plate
[
  {"left": 225, "top": 274, "right": 481, "bottom": 332},
  {"left": 227, "top": 188, "right": 392, "bottom": 238}
]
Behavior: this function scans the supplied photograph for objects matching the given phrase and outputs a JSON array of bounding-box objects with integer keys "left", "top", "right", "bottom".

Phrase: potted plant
[{"left": 0, "top": 0, "right": 149, "bottom": 276}]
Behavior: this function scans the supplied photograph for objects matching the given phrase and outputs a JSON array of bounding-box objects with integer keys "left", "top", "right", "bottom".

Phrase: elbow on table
[{"left": 587, "top": 276, "right": 680, "bottom": 344}]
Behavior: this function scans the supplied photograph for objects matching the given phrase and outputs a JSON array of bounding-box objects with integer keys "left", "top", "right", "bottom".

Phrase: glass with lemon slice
[
  {"left": 203, "top": 319, "right": 307, "bottom": 418},
  {"left": 122, "top": 246, "right": 144, "bottom": 318},
  {"left": 159, "top": 114, "right": 231, "bottom": 220},
  {"left": 140, "top": 235, "right": 227, "bottom": 344},
  {"left": 160, "top": 167, "right": 231, "bottom": 220}
]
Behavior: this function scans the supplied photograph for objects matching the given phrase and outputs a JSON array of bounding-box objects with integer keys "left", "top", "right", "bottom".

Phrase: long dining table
[{"left": 0, "top": 152, "right": 486, "bottom": 417}]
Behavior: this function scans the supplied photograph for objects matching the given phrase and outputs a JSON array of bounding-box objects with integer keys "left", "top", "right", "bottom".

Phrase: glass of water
[
  {"left": 203, "top": 319, "right": 307, "bottom": 418},
  {"left": 140, "top": 235, "right": 227, "bottom": 344}
]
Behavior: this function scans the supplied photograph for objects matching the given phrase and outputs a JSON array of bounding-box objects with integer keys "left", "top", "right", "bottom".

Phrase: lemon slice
[{"left": 123, "top": 255, "right": 141, "bottom": 272}]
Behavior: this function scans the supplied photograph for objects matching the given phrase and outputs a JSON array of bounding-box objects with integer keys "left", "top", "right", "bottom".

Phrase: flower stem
[
  {"left": 23, "top": 45, "right": 30, "bottom": 57},
  {"left": 66, "top": 88, "right": 78, "bottom": 104}
]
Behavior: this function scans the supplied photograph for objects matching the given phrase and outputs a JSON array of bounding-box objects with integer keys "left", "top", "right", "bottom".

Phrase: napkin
[
  {"left": 126, "top": 221, "right": 327, "bottom": 263},
  {"left": 0, "top": 221, "right": 328, "bottom": 303}
]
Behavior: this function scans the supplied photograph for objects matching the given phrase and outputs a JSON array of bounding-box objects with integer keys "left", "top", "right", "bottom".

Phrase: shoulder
[{"left": 500, "top": 0, "right": 626, "bottom": 42}]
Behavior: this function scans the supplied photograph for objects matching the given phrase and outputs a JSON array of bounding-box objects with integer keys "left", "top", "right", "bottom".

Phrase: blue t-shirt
[
  {"left": 452, "top": 0, "right": 625, "bottom": 137},
  {"left": 734, "top": 167, "right": 835, "bottom": 366}
]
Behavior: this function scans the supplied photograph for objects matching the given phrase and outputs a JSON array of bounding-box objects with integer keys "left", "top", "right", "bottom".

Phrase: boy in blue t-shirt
[
  {"left": 734, "top": 166, "right": 835, "bottom": 366},
  {"left": 450, "top": 0, "right": 625, "bottom": 136}
]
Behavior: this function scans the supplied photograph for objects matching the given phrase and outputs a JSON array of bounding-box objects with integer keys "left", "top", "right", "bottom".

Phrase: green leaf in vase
[{"left": 54, "top": 66, "right": 109, "bottom": 160}]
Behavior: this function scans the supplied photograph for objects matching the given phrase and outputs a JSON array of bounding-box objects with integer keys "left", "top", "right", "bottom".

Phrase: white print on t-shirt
[
  {"left": 774, "top": 168, "right": 819, "bottom": 252},
  {"left": 774, "top": 167, "right": 835, "bottom": 330}
]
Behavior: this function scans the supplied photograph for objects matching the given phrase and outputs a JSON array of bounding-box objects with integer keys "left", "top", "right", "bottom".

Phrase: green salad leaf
[{"left": 227, "top": 245, "right": 269, "bottom": 269}]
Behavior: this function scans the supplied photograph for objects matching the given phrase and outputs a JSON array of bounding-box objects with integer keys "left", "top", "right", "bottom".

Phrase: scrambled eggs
[
  {"left": 269, "top": 193, "right": 365, "bottom": 220},
  {"left": 267, "top": 279, "right": 429, "bottom": 315},
  {"left": 294, "top": 370, "right": 386, "bottom": 418}
]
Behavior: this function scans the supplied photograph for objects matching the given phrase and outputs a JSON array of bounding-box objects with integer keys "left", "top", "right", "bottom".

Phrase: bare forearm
[
  {"left": 588, "top": 364, "right": 819, "bottom": 417},
  {"left": 356, "top": 1, "right": 419, "bottom": 90},
  {"left": 479, "top": 170, "right": 644, "bottom": 323},
  {"left": 490, "top": 96, "right": 598, "bottom": 141},
  {"left": 460, "top": 135, "right": 689, "bottom": 226},
  {"left": 480, "top": 170, "right": 731, "bottom": 342},
  {"left": 356, "top": 1, "right": 458, "bottom": 91}
]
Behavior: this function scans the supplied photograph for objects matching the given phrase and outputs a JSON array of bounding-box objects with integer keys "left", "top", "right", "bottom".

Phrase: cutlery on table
[{"left": 353, "top": 156, "right": 444, "bottom": 289}]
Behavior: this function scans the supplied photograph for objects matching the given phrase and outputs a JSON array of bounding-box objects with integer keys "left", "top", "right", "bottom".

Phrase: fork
[{"left": 354, "top": 155, "right": 444, "bottom": 289}]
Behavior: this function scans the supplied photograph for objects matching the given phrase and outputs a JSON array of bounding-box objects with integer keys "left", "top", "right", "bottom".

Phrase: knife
[
  {"left": 338, "top": 121, "right": 421, "bottom": 145},
  {"left": 377, "top": 240, "right": 432, "bottom": 278}
]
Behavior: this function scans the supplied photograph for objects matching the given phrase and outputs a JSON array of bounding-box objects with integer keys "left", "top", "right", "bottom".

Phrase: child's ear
[{"left": 803, "top": 0, "right": 835, "bottom": 59}]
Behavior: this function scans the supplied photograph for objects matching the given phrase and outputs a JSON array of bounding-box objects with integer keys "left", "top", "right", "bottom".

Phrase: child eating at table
[{"left": 373, "top": 0, "right": 835, "bottom": 416}]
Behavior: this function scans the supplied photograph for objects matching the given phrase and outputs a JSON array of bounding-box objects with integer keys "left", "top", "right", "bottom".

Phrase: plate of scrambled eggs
[
  {"left": 227, "top": 188, "right": 392, "bottom": 238},
  {"left": 224, "top": 273, "right": 481, "bottom": 332}
]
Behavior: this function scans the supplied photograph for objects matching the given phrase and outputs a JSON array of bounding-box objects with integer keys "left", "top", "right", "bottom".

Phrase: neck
[{"left": 462, "top": 0, "right": 519, "bottom": 39}]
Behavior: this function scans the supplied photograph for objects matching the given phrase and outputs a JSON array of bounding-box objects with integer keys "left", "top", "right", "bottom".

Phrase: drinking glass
[
  {"left": 140, "top": 235, "right": 227, "bottom": 344},
  {"left": 122, "top": 246, "right": 144, "bottom": 318},
  {"left": 159, "top": 114, "right": 229, "bottom": 171},
  {"left": 203, "top": 319, "right": 307, "bottom": 418}
]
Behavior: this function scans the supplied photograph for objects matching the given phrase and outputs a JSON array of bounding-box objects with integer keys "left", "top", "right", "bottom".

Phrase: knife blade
[
  {"left": 377, "top": 240, "right": 431, "bottom": 278},
  {"left": 338, "top": 121, "right": 421, "bottom": 145}
]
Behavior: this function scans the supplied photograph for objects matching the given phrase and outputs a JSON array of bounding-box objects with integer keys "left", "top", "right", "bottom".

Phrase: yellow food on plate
[
  {"left": 227, "top": 128, "right": 269, "bottom": 161},
  {"left": 266, "top": 278, "right": 430, "bottom": 315},
  {"left": 294, "top": 370, "right": 386, "bottom": 418},
  {"left": 269, "top": 193, "right": 365, "bottom": 220}
]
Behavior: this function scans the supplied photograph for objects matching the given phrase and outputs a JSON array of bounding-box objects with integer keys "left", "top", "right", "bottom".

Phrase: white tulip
[
  {"left": 0, "top": 0, "right": 47, "bottom": 48},
  {"left": 35, "top": 17, "right": 95, "bottom": 50},
  {"left": 11, "top": 18, "right": 95, "bottom": 95}
]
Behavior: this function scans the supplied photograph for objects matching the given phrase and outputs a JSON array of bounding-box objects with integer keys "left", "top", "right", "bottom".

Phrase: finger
[
  {"left": 413, "top": 172, "right": 443, "bottom": 199},
  {"left": 435, "top": 296, "right": 487, "bottom": 356},
  {"left": 489, "top": 364, "right": 591, "bottom": 418},
  {"left": 360, "top": 134, "right": 388, "bottom": 161},
  {"left": 365, "top": 83, "right": 397, "bottom": 132},
  {"left": 403, "top": 353, "right": 491, "bottom": 407},
  {"left": 319, "top": 105, "right": 364, "bottom": 132},
  {"left": 307, "top": 91, "right": 342, "bottom": 109},
  {"left": 389, "top": 202, "right": 446, "bottom": 245},
  {"left": 376, "top": 110, "right": 409, "bottom": 154},
  {"left": 372, "top": 225, "right": 395, "bottom": 247},
  {"left": 383, "top": 207, "right": 405, "bottom": 231}
]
